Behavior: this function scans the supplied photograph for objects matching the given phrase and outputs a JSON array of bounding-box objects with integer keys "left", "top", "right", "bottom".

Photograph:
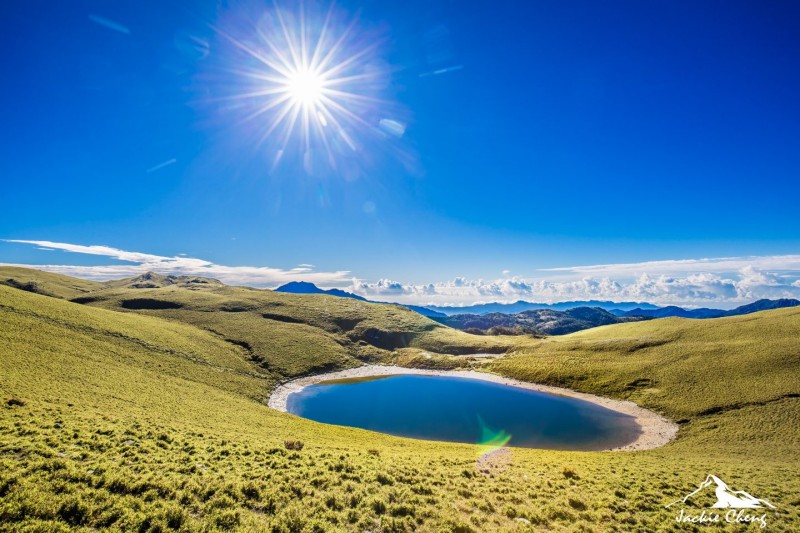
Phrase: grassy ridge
[
  {"left": 0, "top": 265, "right": 513, "bottom": 378},
  {"left": 489, "top": 309, "right": 800, "bottom": 419},
  {"left": 0, "top": 266, "right": 102, "bottom": 300},
  {"left": 68, "top": 283, "right": 514, "bottom": 378},
  {"left": 1, "top": 269, "right": 799, "bottom": 531},
  {"left": 0, "top": 285, "right": 270, "bottom": 402}
]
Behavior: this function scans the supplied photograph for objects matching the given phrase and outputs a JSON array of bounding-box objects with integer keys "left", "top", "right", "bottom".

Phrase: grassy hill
[
  {"left": 1, "top": 268, "right": 799, "bottom": 531},
  {"left": 490, "top": 309, "right": 800, "bottom": 419},
  {"left": 0, "top": 267, "right": 514, "bottom": 378},
  {"left": 0, "top": 266, "right": 103, "bottom": 300}
]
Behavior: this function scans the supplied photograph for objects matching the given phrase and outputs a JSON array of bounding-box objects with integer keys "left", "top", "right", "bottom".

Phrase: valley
[{"left": 1, "top": 267, "right": 799, "bottom": 531}]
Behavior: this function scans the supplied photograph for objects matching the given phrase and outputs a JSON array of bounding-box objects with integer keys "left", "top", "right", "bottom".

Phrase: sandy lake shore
[{"left": 267, "top": 364, "right": 679, "bottom": 452}]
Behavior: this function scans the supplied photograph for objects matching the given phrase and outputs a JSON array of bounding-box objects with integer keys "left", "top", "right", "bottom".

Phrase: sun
[
  {"left": 213, "top": 2, "right": 407, "bottom": 177},
  {"left": 284, "top": 68, "right": 325, "bottom": 108},
  {"left": 215, "top": 4, "right": 374, "bottom": 156}
]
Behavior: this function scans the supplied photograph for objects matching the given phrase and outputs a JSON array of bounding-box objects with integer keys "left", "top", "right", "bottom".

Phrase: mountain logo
[
  {"left": 666, "top": 474, "right": 776, "bottom": 509},
  {"left": 666, "top": 475, "right": 776, "bottom": 529}
]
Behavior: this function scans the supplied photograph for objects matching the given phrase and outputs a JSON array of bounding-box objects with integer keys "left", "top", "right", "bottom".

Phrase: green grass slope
[
  {"left": 489, "top": 308, "right": 800, "bottom": 420},
  {"left": 0, "top": 267, "right": 102, "bottom": 300},
  {"left": 80, "top": 285, "right": 514, "bottom": 362},
  {"left": 1, "top": 271, "right": 799, "bottom": 531},
  {"left": 0, "top": 267, "right": 513, "bottom": 379}
]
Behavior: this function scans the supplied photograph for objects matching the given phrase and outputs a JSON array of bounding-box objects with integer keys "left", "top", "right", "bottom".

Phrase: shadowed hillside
[
  {"left": 0, "top": 267, "right": 514, "bottom": 379},
  {"left": 435, "top": 307, "right": 648, "bottom": 335}
]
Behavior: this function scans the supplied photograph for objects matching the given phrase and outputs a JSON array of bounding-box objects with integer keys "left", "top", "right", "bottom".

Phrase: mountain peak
[
  {"left": 134, "top": 271, "right": 167, "bottom": 281},
  {"left": 272, "top": 281, "right": 445, "bottom": 316},
  {"left": 112, "top": 272, "right": 223, "bottom": 289},
  {"left": 274, "top": 281, "right": 367, "bottom": 301},
  {"left": 275, "top": 281, "right": 325, "bottom": 293}
]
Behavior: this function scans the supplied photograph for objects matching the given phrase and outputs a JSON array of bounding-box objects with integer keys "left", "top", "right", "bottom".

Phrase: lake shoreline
[{"left": 267, "top": 364, "right": 679, "bottom": 452}]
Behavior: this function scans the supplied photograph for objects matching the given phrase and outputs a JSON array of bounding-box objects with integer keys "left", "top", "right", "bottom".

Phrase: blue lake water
[{"left": 286, "top": 374, "right": 641, "bottom": 450}]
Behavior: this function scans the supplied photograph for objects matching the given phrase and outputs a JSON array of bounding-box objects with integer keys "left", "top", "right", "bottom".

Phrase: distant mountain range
[
  {"left": 274, "top": 281, "right": 446, "bottom": 317},
  {"left": 427, "top": 300, "right": 661, "bottom": 316},
  {"left": 433, "top": 307, "right": 649, "bottom": 336},
  {"left": 277, "top": 281, "right": 638, "bottom": 335},
  {"left": 273, "top": 282, "right": 800, "bottom": 326},
  {"left": 611, "top": 299, "right": 800, "bottom": 319},
  {"left": 432, "top": 298, "right": 800, "bottom": 336},
  {"left": 428, "top": 298, "right": 800, "bottom": 319},
  {"left": 433, "top": 298, "right": 800, "bottom": 336}
]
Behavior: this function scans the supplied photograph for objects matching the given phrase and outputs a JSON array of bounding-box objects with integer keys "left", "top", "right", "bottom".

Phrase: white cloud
[
  {"left": 2, "top": 239, "right": 350, "bottom": 287},
  {"left": 8, "top": 240, "right": 174, "bottom": 264},
  {"left": 4, "top": 240, "right": 800, "bottom": 307},
  {"left": 351, "top": 278, "right": 410, "bottom": 296},
  {"left": 542, "top": 255, "right": 800, "bottom": 277},
  {"left": 348, "top": 265, "right": 800, "bottom": 308},
  {"left": 88, "top": 14, "right": 131, "bottom": 35}
]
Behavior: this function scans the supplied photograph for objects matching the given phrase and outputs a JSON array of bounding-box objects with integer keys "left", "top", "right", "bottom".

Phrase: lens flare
[
  {"left": 477, "top": 415, "right": 512, "bottom": 449},
  {"left": 476, "top": 416, "right": 513, "bottom": 473}
]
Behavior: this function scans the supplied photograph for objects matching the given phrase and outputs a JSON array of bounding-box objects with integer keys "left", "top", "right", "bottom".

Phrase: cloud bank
[
  {"left": 347, "top": 254, "right": 800, "bottom": 307},
  {"left": 3, "top": 240, "right": 800, "bottom": 308},
  {"left": 348, "top": 269, "right": 800, "bottom": 308}
]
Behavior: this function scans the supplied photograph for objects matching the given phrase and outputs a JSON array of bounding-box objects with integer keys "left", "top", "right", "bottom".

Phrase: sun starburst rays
[{"left": 211, "top": 2, "right": 408, "bottom": 180}]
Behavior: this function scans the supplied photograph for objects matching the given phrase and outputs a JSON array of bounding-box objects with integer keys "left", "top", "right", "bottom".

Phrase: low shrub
[{"left": 283, "top": 440, "right": 304, "bottom": 451}]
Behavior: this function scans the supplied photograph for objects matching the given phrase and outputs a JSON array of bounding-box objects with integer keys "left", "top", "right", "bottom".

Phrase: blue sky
[{"left": 2, "top": 0, "right": 799, "bottom": 306}]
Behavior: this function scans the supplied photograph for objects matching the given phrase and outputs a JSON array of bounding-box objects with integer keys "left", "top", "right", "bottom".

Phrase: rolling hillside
[
  {"left": 489, "top": 307, "right": 800, "bottom": 419},
  {"left": 0, "top": 267, "right": 513, "bottom": 377},
  {"left": 1, "top": 268, "right": 799, "bottom": 531}
]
